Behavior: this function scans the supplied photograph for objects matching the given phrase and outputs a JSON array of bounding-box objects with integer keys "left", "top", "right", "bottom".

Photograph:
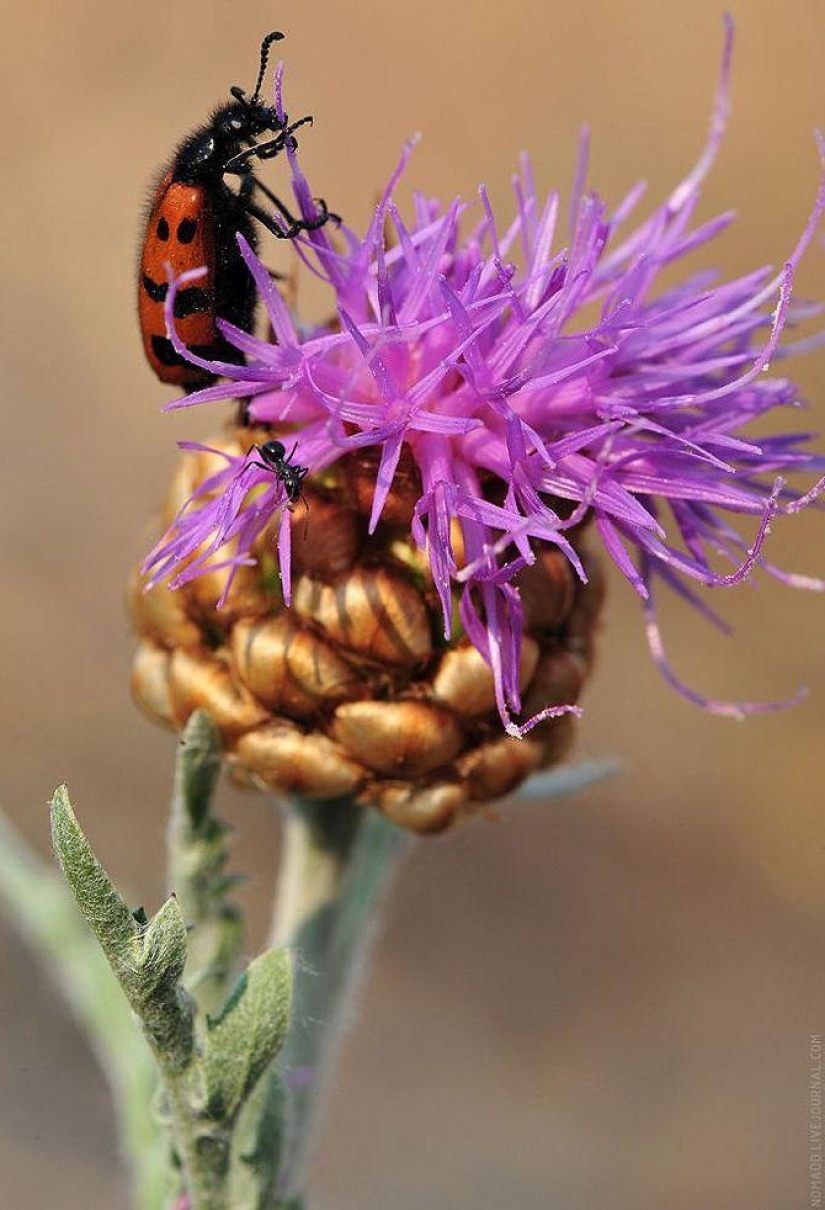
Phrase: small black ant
[{"left": 245, "top": 439, "right": 309, "bottom": 513}]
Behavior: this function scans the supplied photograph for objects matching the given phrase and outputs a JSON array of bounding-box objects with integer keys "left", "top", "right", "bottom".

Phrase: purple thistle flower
[{"left": 146, "top": 20, "right": 825, "bottom": 733}]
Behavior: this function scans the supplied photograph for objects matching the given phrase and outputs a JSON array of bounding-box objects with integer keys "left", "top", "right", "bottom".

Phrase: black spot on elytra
[
  {"left": 142, "top": 274, "right": 168, "bottom": 303},
  {"left": 151, "top": 336, "right": 215, "bottom": 368},
  {"left": 176, "top": 217, "right": 198, "bottom": 244},
  {"left": 156, "top": 216, "right": 170, "bottom": 241},
  {"left": 173, "top": 286, "right": 211, "bottom": 319},
  {"left": 151, "top": 336, "right": 182, "bottom": 366}
]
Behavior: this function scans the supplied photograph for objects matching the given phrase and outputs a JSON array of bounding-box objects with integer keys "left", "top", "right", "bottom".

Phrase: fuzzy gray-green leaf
[
  {"left": 201, "top": 948, "right": 293, "bottom": 1120},
  {"left": 51, "top": 785, "right": 194, "bottom": 1074},
  {"left": 50, "top": 785, "right": 138, "bottom": 964},
  {"left": 133, "top": 895, "right": 194, "bottom": 1072},
  {"left": 138, "top": 895, "right": 188, "bottom": 990}
]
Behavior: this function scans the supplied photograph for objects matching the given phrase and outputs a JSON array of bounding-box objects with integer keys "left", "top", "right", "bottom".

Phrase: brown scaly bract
[{"left": 130, "top": 429, "right": 604, "bottom": 834}]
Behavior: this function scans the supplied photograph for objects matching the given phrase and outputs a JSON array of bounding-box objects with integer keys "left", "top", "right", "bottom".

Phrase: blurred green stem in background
[
  {"left": 0, "top": 812, "right": 167, "bottom": 1210},
  {"left": 270, "top": 799, "right": 411, "bottom": 1204}
]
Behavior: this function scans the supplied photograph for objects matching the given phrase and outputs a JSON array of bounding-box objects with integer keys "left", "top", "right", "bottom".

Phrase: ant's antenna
[{"left": 250, "top": 31, "right": 285, "bottom": 105}]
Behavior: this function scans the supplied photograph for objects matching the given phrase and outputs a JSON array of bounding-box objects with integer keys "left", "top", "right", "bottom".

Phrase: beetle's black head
[
  {"left": 217, "top": 30, "right": 288, "bottom": 147},
  {"left": 174, "top": 32, "right": 290, "bottom": 182},
  {"left": 211, "top": 99, "right": 284, "bottom": 145},
  {"left": 224, "top": 30, "right": 285, "bottom": 130}
]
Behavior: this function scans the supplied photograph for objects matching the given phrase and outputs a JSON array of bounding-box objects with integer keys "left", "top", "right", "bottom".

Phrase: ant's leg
[{"left": 241, "top": 455, "right": 274, "bottom": 474}]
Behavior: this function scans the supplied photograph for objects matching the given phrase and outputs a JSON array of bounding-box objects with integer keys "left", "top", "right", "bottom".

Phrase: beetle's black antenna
[{"left": 251, "top": 31, "right": 285, "bottom": 106}]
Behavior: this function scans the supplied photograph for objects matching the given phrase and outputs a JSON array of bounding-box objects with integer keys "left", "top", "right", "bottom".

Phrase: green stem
[
  {"left": 167, "top": 711, "right": 243, "bottom": 1014},
  {"left": 270, "top": 799, "right": 410, "bottom": 1205},
  {"left": 165, "top": 1078, "right": 231, "bottom": 1210},
  {"left": 0, "top": 812, "right": 167, "bottom": 1210}
]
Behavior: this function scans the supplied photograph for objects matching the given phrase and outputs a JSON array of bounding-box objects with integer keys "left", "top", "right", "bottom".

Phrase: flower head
[{"left": 146, "top": 22, "right": 825, "bottom": 733}]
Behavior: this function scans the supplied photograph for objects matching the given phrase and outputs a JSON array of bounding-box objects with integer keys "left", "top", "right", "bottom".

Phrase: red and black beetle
[{"left": 138, "top": 31, "right": 333, "bottom": 387}]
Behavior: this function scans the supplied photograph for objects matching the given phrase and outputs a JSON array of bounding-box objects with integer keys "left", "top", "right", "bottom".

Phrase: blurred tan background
[{"left": 2, "top": 0, "right": 825, "bottom": 1206}]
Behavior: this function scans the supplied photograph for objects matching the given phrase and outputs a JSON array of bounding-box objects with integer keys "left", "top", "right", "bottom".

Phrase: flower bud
[
  {"left": 293, "top": 567, "right": 433, "bottom": 667},
  {"left": 168, "top": 649, "right": 270, "bottom": 737},
  {"left": 131, "top": 425, "right": 604, "bottom": 833},
  {"left": 522, "top": 647, "right": 588, "bottom": 715},
  {"left": 331, "top": 700, "right": 463, "bottom": 777},
  {"left": 234, "top": 722, "right": 367, "bottom": 799},
  {"left": 343, "top": 446, "right": 421, "bottom": 526},
  {"left": 136, "top": 68, "right": 825, "bottom": 828},
  {"left": 517, "top": 550, "right": 576, "bottom": 632},
  {"left": 536, "top": 713, "right": 577, "bottom": 766},
  {"left": 520, "top": 647, "right": 588, "bottom": 750},
  {"left": 288, "top": 496, "right": 361, "bottom": 576},
  {"left": 565, "top": 540, "right": 607, "bottom": 644},
  {"left": 456, "top": 735, "right": 544, "bottom": 802},
  {"left": 131, "top": 641, "right": 174, "bottom": 726},
  {"left": 432, "top": 637, "right": 539, "bottom": 718},
  {"left": 187, "top": 553, "right": 270, "bottom": 627},
  {"left": 371, "top": 780, "right": 468, "bottom": 834},
  {"left": 232, "top": 616, "right": 359, "bottom": 718},
  {"left": 128, "top": 572, "right": 202, "bottom": 650}
]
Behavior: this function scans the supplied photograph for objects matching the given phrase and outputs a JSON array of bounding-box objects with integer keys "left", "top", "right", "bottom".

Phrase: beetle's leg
[
  {"left": 260, "top": 113, "right": 313, "bottom": 154},
  {"left": 244, "top": 201, "right": 312, "bottom": 241},
  {"left": 222, "top": 135, "right": 288, "bottom": 175},
  {"left": 252, "top": 178, "right": 340, "bottom": 232}
]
